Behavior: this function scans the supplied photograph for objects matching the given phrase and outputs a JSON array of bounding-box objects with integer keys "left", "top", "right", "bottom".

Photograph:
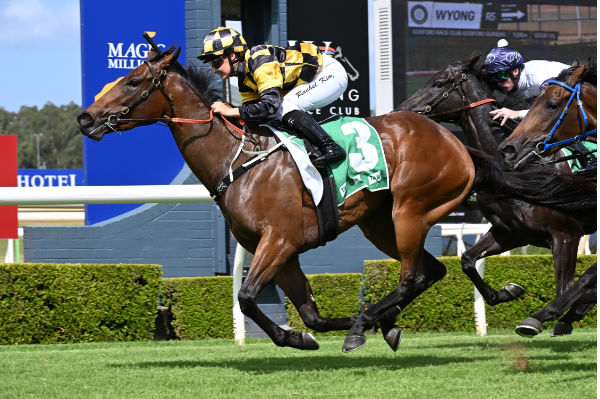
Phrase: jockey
[
  {"left": 482, "top": 39, "right": 570, "bottom": 126},
  {"left": 198, "top": 26, "right": 348, "bottom": 167}
]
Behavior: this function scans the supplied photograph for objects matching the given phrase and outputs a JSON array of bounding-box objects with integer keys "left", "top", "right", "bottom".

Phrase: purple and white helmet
[{"left": 483, "top": 39, "right": 525, "bottom": 75}]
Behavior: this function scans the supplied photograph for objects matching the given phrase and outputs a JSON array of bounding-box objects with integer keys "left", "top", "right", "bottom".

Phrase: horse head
[
  {"left": 397, "top": 53, "right": 484, "bottom": 123},
  {"left": 78, "top": 47, "right": 183, "bottom": 141},
  {"left": 499, "top": 59, "right": 597, "bottom": 170}
]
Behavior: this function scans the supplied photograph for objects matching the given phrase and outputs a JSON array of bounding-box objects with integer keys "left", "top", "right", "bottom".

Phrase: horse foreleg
[
  {"left": 239, "top": 236, "right": 319, "bottom": 350},
  {"left": 515, "top": 264, "right": 596, "bottom": 338},
  {"left": 461, "top": 228, "right": 525, "bottom": 305},
  {"left": 545, "top": 232, "right": 580, "bottom": 336},
  {"left": 551, "top": 233, "right": 579, "bottom": 296},
  {"left": 275, "top": 255, "right": 356, "bottom": 332}
]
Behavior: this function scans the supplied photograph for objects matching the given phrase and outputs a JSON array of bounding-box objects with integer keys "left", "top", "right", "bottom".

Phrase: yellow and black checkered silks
[
  {"left": 239, "top": 42, "right": 324, "bottom": 103},
  {"left": 199, "top": 27, "right": 247, "bottom": 60}
]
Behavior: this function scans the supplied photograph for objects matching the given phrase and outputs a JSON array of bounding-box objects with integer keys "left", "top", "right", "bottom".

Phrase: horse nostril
[
  {"left": 501, "top": 144, "right": 515, "bottom": 154},
  {"left": 77, "top": 112, "right": 94, "bottom": 127}
]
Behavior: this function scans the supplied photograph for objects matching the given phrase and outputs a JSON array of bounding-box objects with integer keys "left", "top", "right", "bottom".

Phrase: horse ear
[
  {"left": 582, "top": 58, "right": 597, "bottom": 86},
  {"left": 571, "top": 59, "right": 580, "bottom": 67},
  {"left": 156, "top": 47, "right": 182, "bottom": 68},
  {"left": 464, "top": 52, "right": 480, "bottom": 69}
]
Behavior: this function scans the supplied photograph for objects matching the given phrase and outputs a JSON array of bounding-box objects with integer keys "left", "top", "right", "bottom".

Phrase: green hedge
[
  {"left": 0, "top": 255, "right": 595, "bottom": 344},
  {"left": 286, "top": 273, "right": 362, "bottom": 336},
  {"left": 162, "top": 276, "right": 233, "bottom": 340},
  {"left": 0, "top": 263, "right": 162, "bottom": 344},
  {"left": 364, "top": 255, "right": 597, "bottom": 332}
]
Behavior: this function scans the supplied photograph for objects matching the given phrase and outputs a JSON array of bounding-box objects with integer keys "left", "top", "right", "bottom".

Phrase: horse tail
[{"left": 468, "top": 147, "right": 597, "bottom": 213}]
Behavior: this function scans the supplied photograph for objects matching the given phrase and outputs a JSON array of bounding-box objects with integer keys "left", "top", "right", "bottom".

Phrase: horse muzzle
[{"left": 77, "top": 112, "right": 108, "bottom": 141}]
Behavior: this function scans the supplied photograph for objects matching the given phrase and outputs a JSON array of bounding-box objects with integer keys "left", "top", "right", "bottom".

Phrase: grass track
[{"left": 0, "top": 329, "right": 596, "bottom": 399}]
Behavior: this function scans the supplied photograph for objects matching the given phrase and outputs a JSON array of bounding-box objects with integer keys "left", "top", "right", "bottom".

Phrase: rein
[
  {"left": 414, "top": 72, "right": 496, "bottom": 118},
  {"left": 535, "top": 79, "right": 596, "bottom": 153},
  {"left": 103, "top": 61, "right": 246, "bottom": 136}
]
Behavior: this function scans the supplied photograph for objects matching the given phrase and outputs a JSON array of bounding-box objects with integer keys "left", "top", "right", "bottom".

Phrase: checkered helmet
[
  {"left": 198, "top": 27, "right": 247, "bottom": 61},
  {"left": 483, "top": 39, "right": 524, "bottom": 75}
]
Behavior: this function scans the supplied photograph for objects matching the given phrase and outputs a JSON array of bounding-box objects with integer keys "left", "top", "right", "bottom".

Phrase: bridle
[
  {"left": 510, "top": 78, "right": 597, "bottom": 170},
  {"left": 412, "top": 71, "right": 496, "bottom": 119},
  {"left": 103, "top": 60, "right": 175, "bottom": 134},
  {"left": 103, "top": 60, "right": 246, "bottom": 136},
  {"left": 535, "top": 79, "right": 596, "bottom": 153}
]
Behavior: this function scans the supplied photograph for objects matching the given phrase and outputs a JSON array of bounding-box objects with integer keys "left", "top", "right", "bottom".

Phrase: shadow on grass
[
  {"left": 412, "top": 336, "right": 596, "bottom": 354},
  {"left": 111, "top": 354, "right": 492, "bottom": 374}
]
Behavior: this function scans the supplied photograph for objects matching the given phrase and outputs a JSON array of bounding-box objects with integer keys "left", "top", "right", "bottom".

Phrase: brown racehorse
[
  {"left": 498, "top": 61, "right": 597, "bottom": 338},
  {"left": 499, "top": 60, "right": 597, "bottom": 171},
  {"left": 77, "top": 46, "right": 591, "bottom": 352}
]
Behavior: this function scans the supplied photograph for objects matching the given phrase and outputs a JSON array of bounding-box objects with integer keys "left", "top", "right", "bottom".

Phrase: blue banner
[
  {"left": 18, "top": 169, "right": 84, "bottom": 187},
  {"left": 81, "top": 0, "right": 187, "bottom": 224}
]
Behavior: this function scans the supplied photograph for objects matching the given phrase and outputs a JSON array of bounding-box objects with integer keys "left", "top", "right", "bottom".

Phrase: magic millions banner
[
  {"left": 80, "top": 0, "right": 186, "bottom": 224},
  {"left": 288, "top": 0, "right": 371, "bottom": 122}
]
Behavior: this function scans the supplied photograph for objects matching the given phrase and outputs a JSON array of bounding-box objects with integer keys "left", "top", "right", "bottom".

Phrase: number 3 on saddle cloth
[{"left": 264, "top": 117, "right": 390, "bottom": 244}]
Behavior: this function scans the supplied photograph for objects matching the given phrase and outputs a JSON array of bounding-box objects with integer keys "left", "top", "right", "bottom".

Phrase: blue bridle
[{"left": 537, "top": 79, "right": 597, "bottom": 153}]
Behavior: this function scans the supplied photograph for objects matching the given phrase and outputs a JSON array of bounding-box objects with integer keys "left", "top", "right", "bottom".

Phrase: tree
[{"left": 0, "top": 102, "right": 83, "bottom": 169}]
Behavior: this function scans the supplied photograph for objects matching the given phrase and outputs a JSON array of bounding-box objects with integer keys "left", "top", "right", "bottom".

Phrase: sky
[
  {"left": 0, "top": 0, "right": 81, "bottom": 112},
  {"left": 0, "top": 0, "right": 375, "bottom": 113}
]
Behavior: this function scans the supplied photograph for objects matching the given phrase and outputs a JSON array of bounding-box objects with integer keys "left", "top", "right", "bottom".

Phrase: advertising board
[{"left": 80, "top": 0, "right": 186, "bottom": 224}]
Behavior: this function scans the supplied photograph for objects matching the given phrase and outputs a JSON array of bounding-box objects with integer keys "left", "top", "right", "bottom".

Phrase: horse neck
[
  {"left": 453, "top": 77, "right": 504, "bottom": 157},
  {"left": 166, "top": 75, "right": 243, "bottom": 191}
]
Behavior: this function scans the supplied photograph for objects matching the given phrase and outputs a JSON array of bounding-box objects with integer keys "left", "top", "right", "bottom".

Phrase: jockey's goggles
[
  {"left": 208, "top": 56, "right": 225, "bottom": 69},
  {"left": 491, "top": 70, "right": 511, "bottom": 82}
]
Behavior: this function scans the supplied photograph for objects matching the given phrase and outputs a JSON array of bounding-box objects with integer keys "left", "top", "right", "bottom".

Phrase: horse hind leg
[
  {"left": 275, "top": 255, "right": 356, "bottom": 334},
  {"left": 343, "top": 242, "right": 447, "bottom": 352}
]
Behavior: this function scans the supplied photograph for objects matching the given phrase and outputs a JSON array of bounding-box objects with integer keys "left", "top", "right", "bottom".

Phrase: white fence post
[
  {"left": 440, "top": 223, "right": 490, "bottom": 336},
  {"left": 232, "top": 244, "right": 247, "bottom": 345},
  {"left": 473, "top": 259, "right": 487, "bottom": 336},
  {"left": 4, "top": 238, "right": 14, "bottom": 263}
]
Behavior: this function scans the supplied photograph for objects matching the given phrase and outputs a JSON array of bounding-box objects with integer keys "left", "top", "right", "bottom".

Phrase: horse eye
[
  {"left": 547, "top": 100, "right": 560, "bottom": 110},
  {"left": 433, "top": 81, "right": 444, "bottom": 88},
  {"left": 127, "top": 79, "right": 140, "bottom": 88}
]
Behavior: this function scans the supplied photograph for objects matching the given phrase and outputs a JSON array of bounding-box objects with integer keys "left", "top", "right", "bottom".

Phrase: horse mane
[
  {"left": 556, "top": 61, "right": 596, "bottom": 87},
  {"left": 469, "top": 147, "right": 597, "bottom": 213},
  {"left": 170, "top": 61, "right": 223, "bottom": 104}
]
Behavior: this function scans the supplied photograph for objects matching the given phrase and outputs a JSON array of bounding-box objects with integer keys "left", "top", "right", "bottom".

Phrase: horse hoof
[
  {"left": 551, "top": 321, "right": 573, "bottom": 337},
  {"left": 342, "top": 335, "right": 366, "bottom": 353},
  {"left": 384, "top": 327, "right": 402, "bottom": 352},
  {"left": 300, "top": 332, "right": 320, "bottom": 350},
  {"left": 515, "top": 317, "right": 543, "bottom": 338},
  {"left": 502, "top": 283, "right": 525, "bottom": 300}
]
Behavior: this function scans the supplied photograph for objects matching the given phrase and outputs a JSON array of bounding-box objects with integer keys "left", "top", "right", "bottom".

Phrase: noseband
[{"left": 535, "top": 79, "right": 597, "bottom": 153}]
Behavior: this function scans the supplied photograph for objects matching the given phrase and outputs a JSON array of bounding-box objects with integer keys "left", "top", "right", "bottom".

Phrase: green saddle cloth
[
  {"left": 278, "top": 116, "right": 389, "bottom": 205},
  {"left": 561, "top": 141, "right": 597, "bottom": 173}
]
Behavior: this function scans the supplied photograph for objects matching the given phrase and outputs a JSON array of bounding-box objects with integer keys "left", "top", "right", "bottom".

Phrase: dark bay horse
[
  {"left": 499, "top": 61, "right": 597, "bottom": 171},
  {"left": 397, "top": 54, "right": 597, "bottom": 337},
  {"left": 77, "top": 46, "right": 592, "bottom": 352}
]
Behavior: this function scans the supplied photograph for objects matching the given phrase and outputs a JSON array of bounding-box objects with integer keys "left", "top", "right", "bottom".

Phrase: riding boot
[{"left": 282, "top": 110, "right": 345, "bottom": 168}]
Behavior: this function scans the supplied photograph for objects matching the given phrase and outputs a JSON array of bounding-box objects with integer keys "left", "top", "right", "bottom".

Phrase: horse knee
[
  {"left": 237, "top": 289, "right": 256, "bottom": 315},
  {"left": 461, "top": 254, "right": 476, "bottom": 274}
]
